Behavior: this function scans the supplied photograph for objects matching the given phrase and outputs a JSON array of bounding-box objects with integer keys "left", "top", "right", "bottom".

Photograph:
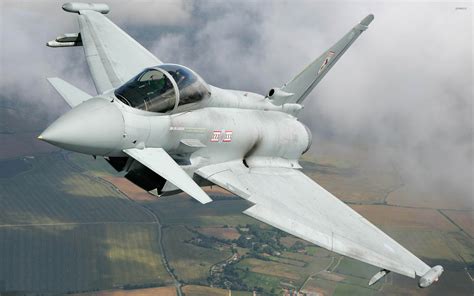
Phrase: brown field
[
  {"left": 182, "top": 285, "right": 251, "bottom": 296},
  {"left": 441, "top": 210, "right": 474, "bottom": 237},
  {"left": 316, "top": 271, "right": 345, "bottom": 282},
  {"left": 350, "top": 205, "right": 458, "bottom": 231},
  {"left": 310, "top": 170, "right": 399, "bottom": 204},
  {"left": 162, "top": 225, "right": 232, "bottom": 282},
  {"left": 386, "top": 184, "right": 470, "bottom": 210},
  {"left": 203, "top": 185, "right": 235, "bottom": 197},
  {"left": 301, "top": 274, "right": 341, "bottom": 296},
  {"left": 280, "top": 251, "right": 321, "bottom": 263},
  {"left": 182, "top": 285, "right": 229, "bottom": 296},
  {"left": 197, "top": 227, "right": 241, "bottom": 240},
  {"left": 388, "top": 229, "right": 465, "bottom": 261},
  {"left": 74, "top": 286, "right": 177, "bottom": 296},
  {"left": 102, "top": 178, "right": 234, "bottom": 202},
  {"left": 280, "top": 236, "right": 308, "bottom": 248},
  {"left": 239, "top": 258, "right": 301, "bottom": 280},
  {"left": 238, "top": 255, "right": 332, "bottom": 284},
  {"left": 270, "top": 256, "right": 306, "bottom": 267},
  {"left": 301, "top": 285, "right": 335, "bottom": 296},
  {"left": 302, "top": 144, "right": 403, "bottom": 204},
  {"left": 103, "top": 176, "right": 157, "bottom": 201}
]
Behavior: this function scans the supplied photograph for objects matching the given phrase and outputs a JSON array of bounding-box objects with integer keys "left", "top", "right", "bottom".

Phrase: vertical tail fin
[{"left": 270, "top": 14, "right": 374, "bottom": 105}]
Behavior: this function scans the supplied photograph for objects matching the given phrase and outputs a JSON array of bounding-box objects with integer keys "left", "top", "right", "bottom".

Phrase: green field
[
  {"left": 0, "top": 153, "right": 172, "bottom": 293},
  {"left": 162, "top": 225, "right": 232, "bottom": 284},
  {"left": 67, "top": 152, "right": 117, "bottom": 177},
  {"left": 0, "top": 224, "right": 171, "bottom": 293},
  {"left": 0, "top": 133, "right": 472, "bottom": 295},
  {"left": 0, "top": 153, "right": 152, "bottom": 225},
  {"left": 145, "top": 196, "right": 255, "bottom": 227},
  {"left": 183, "top": 285, "right": 252, "bottom": 296}
]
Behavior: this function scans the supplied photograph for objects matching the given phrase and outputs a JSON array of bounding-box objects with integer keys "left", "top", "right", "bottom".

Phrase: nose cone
[{"left": 39, "top": 98, "right": 124, "bottom": 155}]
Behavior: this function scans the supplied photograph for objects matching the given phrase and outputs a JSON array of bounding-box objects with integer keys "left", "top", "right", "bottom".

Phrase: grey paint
[
  {"left": 47, "top": 77, "right": 91, "bottom": 107},
  {"left": 39, "top": 2, "right": 443, "bottom": 288}
]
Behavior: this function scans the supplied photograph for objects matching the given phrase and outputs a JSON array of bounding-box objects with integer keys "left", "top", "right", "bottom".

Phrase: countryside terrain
[{"left": 0, "top": 100, "right": 472, "bottom": 295}]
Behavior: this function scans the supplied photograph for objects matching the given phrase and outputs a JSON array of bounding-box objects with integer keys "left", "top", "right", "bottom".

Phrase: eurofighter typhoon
[{"left": 40, "top": 2, "right": 443, "bottom": 288}]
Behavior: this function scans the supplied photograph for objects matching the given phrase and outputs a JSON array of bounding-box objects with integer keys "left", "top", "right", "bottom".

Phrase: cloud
[
  {"left": 0, "top": 0, "right": 193, "bottom": 118},
  {"left": 0, "top": 1, "right": 472, "bottom": 203},
  {"left": 151, "top": 1, "right": 472, "bottom": 202},
  {"left": 109, "top": 0, "right": 193, "bottom": 26}
]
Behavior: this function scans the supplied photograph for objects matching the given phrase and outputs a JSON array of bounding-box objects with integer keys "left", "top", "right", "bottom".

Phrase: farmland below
[
  {"left": 0, "top": 153, "right": 172, "bottom": 293},
  {"left": 0, "top": 104, "right": 472, "bottom": 295}
]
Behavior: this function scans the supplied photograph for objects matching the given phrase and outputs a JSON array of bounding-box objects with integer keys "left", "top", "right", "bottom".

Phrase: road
[
  {"left": 64, "top": 153, "right": 184, "bottom": 296},
  {"left": 98, "top": 175, "right": 184, "bottom": 296}
]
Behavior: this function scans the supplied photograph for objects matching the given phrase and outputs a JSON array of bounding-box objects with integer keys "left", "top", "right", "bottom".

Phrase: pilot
[{"left": 147, "top": 74, "right": 166, "bottom": 94}]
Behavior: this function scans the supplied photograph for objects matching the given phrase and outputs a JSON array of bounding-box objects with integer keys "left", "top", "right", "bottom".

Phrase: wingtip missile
[
  {"left": 369, "top": 269, "right": 389, "bottom": 286},
  {"left": 361, "top": 14, "right": 374, "bottom": 26},
  {"left": 419, "top": 265, "right": 444, "bottom": 288},
  {"left": 62, "top": 2, "right": 110, "bottom": 14}
]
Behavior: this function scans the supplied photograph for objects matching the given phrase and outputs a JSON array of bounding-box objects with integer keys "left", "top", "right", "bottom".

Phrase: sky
[{"left": 0, "top": 0, "right": 472, "bottom": 204}]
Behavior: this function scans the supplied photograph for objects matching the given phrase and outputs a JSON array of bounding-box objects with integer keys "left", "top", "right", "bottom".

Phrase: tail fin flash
[{"left": 270, "top": 14, "right": 374, "bottom": 105}]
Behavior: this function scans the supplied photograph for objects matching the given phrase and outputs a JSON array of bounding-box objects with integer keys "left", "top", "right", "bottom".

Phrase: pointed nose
[{"left": 39, "top": 97, "right": 125, "bottom": 155}]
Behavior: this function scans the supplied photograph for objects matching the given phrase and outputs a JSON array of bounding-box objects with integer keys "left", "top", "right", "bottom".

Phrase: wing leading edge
[
  {"left": 124, "top": 148, "right": 212, "bottom": 204},
  {"left": 196, "top": 161, "right": 433, "bottom": 281},
  {"left": 76, "top": 8, "right": 162, "bottom": 94},
  {"left": 269, "top": 14, "right": 374, "bottom": 105}
]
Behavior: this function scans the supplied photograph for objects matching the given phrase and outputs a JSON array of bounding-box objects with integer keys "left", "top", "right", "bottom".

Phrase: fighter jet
[{"left": 40, "top": 2, "right": 443, "bottom": 288}]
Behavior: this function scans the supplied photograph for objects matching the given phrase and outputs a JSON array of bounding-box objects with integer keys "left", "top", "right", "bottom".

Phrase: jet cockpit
[{"left": 114, "top": 64, "right": 210, "bottom": 113}]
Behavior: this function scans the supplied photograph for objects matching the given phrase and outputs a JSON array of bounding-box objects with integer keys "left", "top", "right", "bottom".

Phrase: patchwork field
[
  {"left": 0, "top": 153, "right": 172, "bottom": 293},
  {"left": 145, "top": 196, "right": 255, "bottom": 227},
  {"left": 386, "top": 184, "right": 471, "bottom": 210},
  {"left": 162, "top": 225, "right": 232, "bottom": 284},
  {"left": 182, "top": 285, "right": 251, "bottom": 296},
  {"left": 74, "top": 286, "right": 177, "bottom": 296},
  {"left": 0, "top": 223, "right": 171, "bottom": 293},
  {"left": 196, "top": 227, "right": 241, "bottom": 240},
  {"left": 103, "top": 176, "right": 157, "bottom": 201},
  {"left": 0, "top": 107, "right": 471, "bottom": 296},
  {"left": 0, "top": 154, "right": 151, "bottom": 225},
  {"left": 441, "top": 210, "right": 474, "bottom": 238},
  {"left": 236, "top": 254, "right": 333, "bottom": 287},
  {"left": 350, "top": 205, "right": 457, "bottom": 231},
  {"left": 301, "top": 145, "right": 403, "bottom": 205}
]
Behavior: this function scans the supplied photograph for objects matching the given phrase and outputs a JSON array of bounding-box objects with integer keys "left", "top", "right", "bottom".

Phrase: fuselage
[
  {"left": 109, "top": 84, "right": 310, "bottom": 167},
  {"left": 39, "top": 65, "right": 311, "bottom": 189}
]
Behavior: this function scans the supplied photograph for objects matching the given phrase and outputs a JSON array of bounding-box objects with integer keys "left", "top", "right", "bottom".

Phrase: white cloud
[
  {"left": 109, "top": 0, "right": 193, "bottom": 26},
  {"left": 0, "top": 0, "right": 472, "bottom": 203}
]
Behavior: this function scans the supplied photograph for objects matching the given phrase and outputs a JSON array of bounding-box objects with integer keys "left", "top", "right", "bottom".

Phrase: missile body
[
  {"left": 419, "top": 265, "right": 444, "bottom": 288},
  {"left": 62, "top": 2, "right": 110, "bottom": 14}
]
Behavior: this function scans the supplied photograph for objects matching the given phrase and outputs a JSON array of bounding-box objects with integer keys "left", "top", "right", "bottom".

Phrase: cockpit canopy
[{"left": 114, "top": 64, "right": 210, "bottom": 113}]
